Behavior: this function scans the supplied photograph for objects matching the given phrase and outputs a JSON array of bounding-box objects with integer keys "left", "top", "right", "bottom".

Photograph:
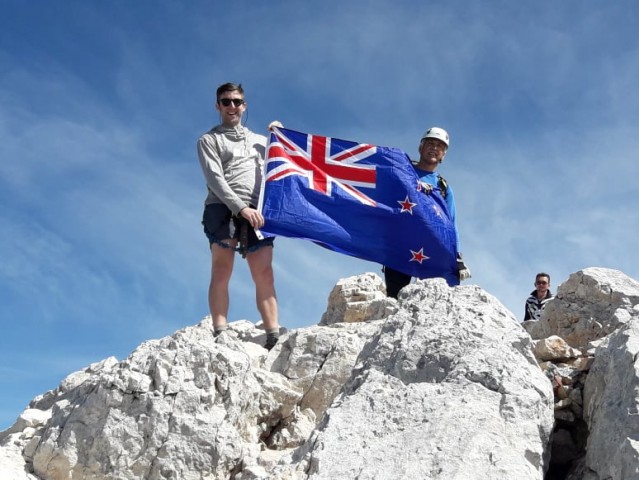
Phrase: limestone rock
[
  {"left": 523, "top": 267, "right": 639, "bottom": 349},
  {"left": 319, "top": 272, "right": 397, "bottom": 325},
  {"left": 527, "top": 268, "right": 639, "bottom": 478},
  {"left": 286, "top": 279, "right": 554, "bottom": 479},
  {"left": 533, "top": 335, "right": 582, "bottom": 362},
  {"left": 0, "top": 274, "right": 556, "bottom": 479},
  {"left": 581, "top": 313, "right": 639, "bottom": 479},
  {"left": 265, "top": 321, "right": 382, "bottom": 420}
]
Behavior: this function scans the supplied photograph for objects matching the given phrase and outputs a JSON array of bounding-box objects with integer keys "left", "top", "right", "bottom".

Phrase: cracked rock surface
[{"left": 1, "top": 274, "right": 555, "bottom": 479}]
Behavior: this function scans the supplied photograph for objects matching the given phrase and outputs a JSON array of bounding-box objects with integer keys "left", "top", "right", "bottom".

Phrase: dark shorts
[{"left": 202, "top": 203, "right": 274, "bottom": 255}]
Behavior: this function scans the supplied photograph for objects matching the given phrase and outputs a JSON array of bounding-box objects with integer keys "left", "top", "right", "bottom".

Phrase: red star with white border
[
  {"left": 398, "top": 196, "right": 417, "bottom": 214},
  {"left": 410, "top": 248, "right": 430, "bottom": 263}
]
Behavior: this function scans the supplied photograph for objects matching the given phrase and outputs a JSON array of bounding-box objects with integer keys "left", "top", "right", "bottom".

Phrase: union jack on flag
[
  {"left": 258, "top": 127, "right": 459, "bottom": 285},
  {"left": 265, "top": 128, "right": 378, "bottom": 206}
]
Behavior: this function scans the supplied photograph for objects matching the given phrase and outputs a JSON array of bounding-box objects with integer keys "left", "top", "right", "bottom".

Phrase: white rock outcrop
[
  {"left": 0, "top": 273, "right": 564, "bottom": 479},
  {"left": 579, "top": 306, "right": 639, "bottom": 479},
  {"left": 285, "top": 280, "right": 554, "bottom": 479},
  {"left": 522, "top": 267, "right": 639, "bottom": 479},
  {"left": 319, "top": 272, "right": 397, "bottom": 325},
  {"left": 524, "top": 267, "right": 639, "bottom": 349}
]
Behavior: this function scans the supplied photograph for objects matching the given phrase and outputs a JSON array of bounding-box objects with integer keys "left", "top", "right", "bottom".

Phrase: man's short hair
[
  {"left": 535, "top": 272, "right": 550, "bottom": 283},
  {"left": 216, "top": 83, "right": 244, "bottom": 102}
]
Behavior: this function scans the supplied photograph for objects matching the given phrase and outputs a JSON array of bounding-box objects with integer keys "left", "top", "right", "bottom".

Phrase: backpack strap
[{"left": 437, "top": 174, "right": 449, "bottom": 199}]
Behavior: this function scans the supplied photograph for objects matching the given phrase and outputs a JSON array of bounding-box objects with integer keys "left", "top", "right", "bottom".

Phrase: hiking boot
[{"left": 264, "top": 334, "right": 279, "bottom": 351}]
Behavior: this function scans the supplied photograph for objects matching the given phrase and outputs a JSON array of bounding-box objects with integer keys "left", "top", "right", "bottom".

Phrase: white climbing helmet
[{"left": 421, "top": 127, "right": 450, "bottom": 148}]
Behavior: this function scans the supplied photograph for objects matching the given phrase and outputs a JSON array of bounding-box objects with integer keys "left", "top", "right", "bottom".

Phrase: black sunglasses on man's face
[{"left": 219, "top": 98, "right": 245, "bottom": 107}]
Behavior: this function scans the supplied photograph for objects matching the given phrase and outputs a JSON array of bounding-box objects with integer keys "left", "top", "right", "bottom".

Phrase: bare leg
[
  {"left": 246, "top": 246, "right": 278, "bottom": 330},
  {"left": 209, "top": 241, "right": 237, "bottom": 329}
]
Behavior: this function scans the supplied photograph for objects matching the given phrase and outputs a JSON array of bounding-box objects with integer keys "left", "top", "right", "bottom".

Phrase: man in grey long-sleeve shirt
[{"left": 197, "top": 82, "right": 280, "bottom": 350}]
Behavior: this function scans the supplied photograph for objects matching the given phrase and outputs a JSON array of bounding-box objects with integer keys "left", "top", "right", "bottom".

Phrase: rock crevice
[{"left": 2, "top": 268, "right": 639, "bottom": 479}]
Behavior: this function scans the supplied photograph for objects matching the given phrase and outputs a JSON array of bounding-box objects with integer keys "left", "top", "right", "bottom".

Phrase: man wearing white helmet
[{"left": 384, "top": 127, "right": 471, "bottom": 298}]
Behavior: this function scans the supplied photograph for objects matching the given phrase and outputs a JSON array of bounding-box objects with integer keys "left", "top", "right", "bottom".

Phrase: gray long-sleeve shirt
[{"left": 197, "top": 124, "right": 266, "bottom": 215}]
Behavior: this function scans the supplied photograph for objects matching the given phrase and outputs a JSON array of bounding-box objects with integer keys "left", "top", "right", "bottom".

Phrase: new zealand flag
[{"left": 258, "top": 127, "right": 459, "bottom": 286}]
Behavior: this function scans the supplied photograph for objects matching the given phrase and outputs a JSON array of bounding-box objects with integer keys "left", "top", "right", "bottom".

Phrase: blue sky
[{"left": 1, "top": 1, "right": 638, "bottom": 429}]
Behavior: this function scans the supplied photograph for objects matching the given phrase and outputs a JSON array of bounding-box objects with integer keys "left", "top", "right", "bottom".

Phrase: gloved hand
[
  {"left": 268, "top": 120, "right": 283, "bottom": 130},
  {"left": 419, "top": 181, "right": 433, "bottom": 194},
  {"left": 457, "top": 253, "right": 471, "bottom": 281}
]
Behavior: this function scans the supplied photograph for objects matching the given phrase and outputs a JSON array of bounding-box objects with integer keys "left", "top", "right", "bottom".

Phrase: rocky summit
[{"left": 1, "top": 268, "right": 639, "bottom": 479}]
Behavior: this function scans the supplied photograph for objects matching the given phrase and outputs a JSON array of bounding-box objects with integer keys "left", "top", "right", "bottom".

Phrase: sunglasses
[
  {"left": 536, "top": 281, "right": 548, "bottom": 285},
  {"left": 219, "top": 98, "right": 245, "bottom": 107}
]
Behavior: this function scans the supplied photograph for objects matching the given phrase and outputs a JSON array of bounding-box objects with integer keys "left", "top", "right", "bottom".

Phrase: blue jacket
[{"left": 414, "top": 168, "right": 459, "bottom": 247}]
